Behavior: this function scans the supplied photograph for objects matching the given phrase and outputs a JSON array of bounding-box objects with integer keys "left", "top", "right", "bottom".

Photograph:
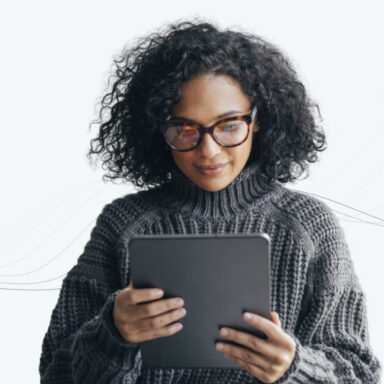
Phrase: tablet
[{"left": 128, "top": 232, "right": 271, "bottom": 369}]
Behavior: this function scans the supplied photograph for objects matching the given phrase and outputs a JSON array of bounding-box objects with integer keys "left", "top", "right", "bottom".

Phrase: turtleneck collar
[{"left": 158, "top": 162, "right": 281, "bottom": 218}]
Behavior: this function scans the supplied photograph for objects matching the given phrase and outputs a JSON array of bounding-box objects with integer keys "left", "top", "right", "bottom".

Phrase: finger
[
  {"left": 128, "top": 321, "right": 184, "bottom": 343},
  {"left": 216, "top": 342, "right": 268, "bottom": 371},
  {"left": 244, "top": 312, "right": 295, "bottom": 351},
  {"left": 222, "top": 353, "right": 269, "bottom": 383},
  {"left": 126, "top": 285, "right": 165, "bottom": 305},
  {"left": 218, "top": 327, "right": 275, "bottom": 362},
  {"left": 136, "top": 296, "right": 185, "bottom": 319},
  {"left": 243, "top": 312, "right": 287, "bottom": 345},
  {"left": 139, "top": 305, "right": 187, "bottom": 332},
  {"left": 271, "top": 312, "right": 282, "bottom": 328}
]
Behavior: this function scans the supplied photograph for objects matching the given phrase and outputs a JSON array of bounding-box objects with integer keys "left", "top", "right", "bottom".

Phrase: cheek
[
  {"left": 234, "top": 140, "right": 253, "bottom": 161},
  {"left": 243, "top": 134, "right": 255, "bottom": 157},
  {"left": 230, "top": 141, "right": 253, "bottom": 169},
  {"left": 171, "top": 151, "right": 193, "bottom": 169}
]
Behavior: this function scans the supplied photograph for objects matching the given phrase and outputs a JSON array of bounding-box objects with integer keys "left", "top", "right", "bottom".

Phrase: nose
[{"left": 197, "top": 132, "right": 222, "bottom": 157}]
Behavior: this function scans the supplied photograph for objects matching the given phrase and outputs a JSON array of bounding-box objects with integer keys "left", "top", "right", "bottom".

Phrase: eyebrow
[{"left": 170, "top": 109, "right": 245, "bottom": 124}]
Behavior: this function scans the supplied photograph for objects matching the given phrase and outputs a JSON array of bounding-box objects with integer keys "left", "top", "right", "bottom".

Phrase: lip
[
  {"left": 195, "top": 162, "right": 228, "bottom": 176},
  {"left": 195, "top": 163, "right": 228, "bottom": 170}
]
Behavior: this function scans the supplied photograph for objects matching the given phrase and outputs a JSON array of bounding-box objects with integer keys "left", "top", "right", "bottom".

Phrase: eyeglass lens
[{"left": 164, "top": 120, "right": 248, "bottom": 150}]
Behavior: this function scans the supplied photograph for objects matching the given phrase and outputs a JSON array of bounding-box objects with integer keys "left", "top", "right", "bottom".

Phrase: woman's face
[{"left": 170, "top": 73, "right": 259, "bottom": 192}]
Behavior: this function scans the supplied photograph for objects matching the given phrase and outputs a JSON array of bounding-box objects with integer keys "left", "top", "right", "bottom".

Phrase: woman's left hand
[{"left": 215, "top": 312, "right": 296, "bottom": 383}]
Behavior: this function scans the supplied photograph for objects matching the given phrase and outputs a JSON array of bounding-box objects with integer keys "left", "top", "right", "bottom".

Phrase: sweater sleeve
[
  {"left": 39, "top": 200, "right": 143, "bottom": 384},
  {"left": 274, "top": 207, "right": 382, "bottom": 383}
]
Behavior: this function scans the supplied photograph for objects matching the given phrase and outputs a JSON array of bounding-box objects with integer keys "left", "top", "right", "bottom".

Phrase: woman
[{"left": 39, "top": 19, "right": 382, "bottom": 383}]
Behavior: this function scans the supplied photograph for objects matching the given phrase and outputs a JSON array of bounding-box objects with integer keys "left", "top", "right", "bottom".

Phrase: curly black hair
[{"left": 87, "top": 17, "right": 326, "bottom": 190}]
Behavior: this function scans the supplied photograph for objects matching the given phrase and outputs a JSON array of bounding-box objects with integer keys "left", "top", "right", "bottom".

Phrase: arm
[
  {"left": 274, "top": 209, "right": 382, "bottom": 383},
  {"left": 39, "top": 200, "right": 143, "bottom": 384}
]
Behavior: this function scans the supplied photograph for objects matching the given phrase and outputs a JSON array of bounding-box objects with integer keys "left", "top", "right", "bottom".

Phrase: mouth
[
  {"left": 195, "top": 162, "right": 229, "bottom": 175},
  {"left": 195, "top": 162, "right": 228, "bottom": 170}
]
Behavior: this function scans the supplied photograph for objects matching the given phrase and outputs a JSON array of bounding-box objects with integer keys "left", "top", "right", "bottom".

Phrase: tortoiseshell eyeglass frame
[{"left": 161, "top": 105, "right": 258, "bottom": 152}]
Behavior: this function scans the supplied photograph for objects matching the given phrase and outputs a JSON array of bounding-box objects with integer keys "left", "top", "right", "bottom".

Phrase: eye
[
  {"left": 181, "top": 125, "right": 198, "bottom": 136},
  {"left": 166, "top": 122, "right": 195, "bottom": 134},
  {"left": 217, "top": 120, "right": 244, "bottom": 131}
]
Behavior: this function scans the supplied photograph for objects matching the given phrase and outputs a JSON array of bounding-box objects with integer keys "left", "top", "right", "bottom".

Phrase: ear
[{"left": 252, "top": 122, "right": 260, "bottom": 133}]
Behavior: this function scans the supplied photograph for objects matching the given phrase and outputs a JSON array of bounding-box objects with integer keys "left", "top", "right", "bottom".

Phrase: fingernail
[
  {"left": 176, "top": 298, "right": 184, "bottom": 306},
  {"left": 244, "top": 312, "right": 252, "bottom": 319},
  {"left": 173, "top": 323, "right": 183, "bottom": 331},
  {"left": 216, "top": 343, "right": 224, "bottom": 350}
]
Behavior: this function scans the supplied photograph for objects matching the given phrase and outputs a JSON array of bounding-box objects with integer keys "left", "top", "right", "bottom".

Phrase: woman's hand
[
  {"left": 215, "top": 312, "right": 296, "bottom": 383},
  {"left": 112, "top": 282, "right": 187, "bottom": 343}
]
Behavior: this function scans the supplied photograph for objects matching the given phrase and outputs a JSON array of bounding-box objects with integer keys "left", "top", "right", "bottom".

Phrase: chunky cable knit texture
[{"left": 39, "top": 163, "right": 382, "bottom": 383}]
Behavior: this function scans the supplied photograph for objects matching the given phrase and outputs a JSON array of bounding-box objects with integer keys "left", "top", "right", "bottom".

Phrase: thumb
[{"left": 271, "top": 312, "right": 282, "bottom": 328}]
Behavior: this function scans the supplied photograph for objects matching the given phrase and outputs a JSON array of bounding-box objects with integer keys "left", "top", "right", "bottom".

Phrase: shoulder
[
  {"left": 98, "top": 189, "right": 157, "bottom": 226},
  {"left": 272, "top": 186, "right": 357, "bottom": 287},
  {"left": 270, "top": 185, "right": 342, "bottom": 250},
  {"left": 97, "top": 187, "right": 165, "bottom": 236}
]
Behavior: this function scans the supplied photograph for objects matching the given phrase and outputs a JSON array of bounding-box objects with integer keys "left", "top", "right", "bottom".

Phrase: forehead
[{"left": 171, "top": 73, "right": 251, "bottom": 125}]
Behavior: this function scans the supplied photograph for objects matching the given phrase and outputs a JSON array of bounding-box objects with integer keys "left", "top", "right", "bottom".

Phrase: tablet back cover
[{"left": 128, "top": 233, "right": 271, "bottom": 369}]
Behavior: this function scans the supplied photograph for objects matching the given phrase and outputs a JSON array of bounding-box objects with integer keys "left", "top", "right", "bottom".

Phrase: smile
[{"left": 195, "top": 163, "right": 228, "bottom": 176}]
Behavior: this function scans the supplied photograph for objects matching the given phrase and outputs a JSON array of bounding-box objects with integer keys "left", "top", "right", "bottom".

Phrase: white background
[{"left": 0, "top": 1, "right": 383, "bottom": 382}]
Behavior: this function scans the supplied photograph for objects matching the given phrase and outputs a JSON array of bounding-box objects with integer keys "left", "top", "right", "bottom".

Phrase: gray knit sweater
[{"left": 39, "top": 163, "right": 382, "bottom": 383}]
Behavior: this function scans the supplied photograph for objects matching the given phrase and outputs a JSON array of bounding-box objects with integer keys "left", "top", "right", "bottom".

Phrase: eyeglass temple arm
[{"left": 251, "top": 105, "right": 257, "bottom": 121}]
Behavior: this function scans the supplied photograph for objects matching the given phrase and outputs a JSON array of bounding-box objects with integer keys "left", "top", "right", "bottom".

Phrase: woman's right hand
[{"left": 112, "top": 282, "right": 187, "bottom": 343}]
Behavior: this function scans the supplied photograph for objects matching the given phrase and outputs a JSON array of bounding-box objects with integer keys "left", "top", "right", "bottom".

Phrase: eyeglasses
[{"left": 161, "top": 105, "right": 257, "bottom": 152}]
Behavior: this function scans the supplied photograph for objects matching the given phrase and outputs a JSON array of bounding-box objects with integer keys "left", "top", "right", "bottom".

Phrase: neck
[{"left": 159, "top": 162, "right": 281, "bottom": 218}]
